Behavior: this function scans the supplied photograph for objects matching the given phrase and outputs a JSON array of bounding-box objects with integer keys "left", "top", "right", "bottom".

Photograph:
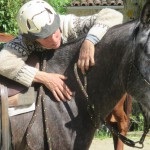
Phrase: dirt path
[{"left": 90, "top": 137, "right": 150, "bottom": 150}]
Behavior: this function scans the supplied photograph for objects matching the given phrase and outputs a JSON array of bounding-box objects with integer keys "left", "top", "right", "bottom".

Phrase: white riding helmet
[{"left": 17, "top": 0, "right": 60, "bottom": 39}]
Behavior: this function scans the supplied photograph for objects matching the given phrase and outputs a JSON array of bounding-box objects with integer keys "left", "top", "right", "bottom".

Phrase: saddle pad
[
  {"left": 8, "top": 102, "right": 35, "bottom": 117},
  {"left": 0, "top": 75, "right": 27, "bottom": 97}
]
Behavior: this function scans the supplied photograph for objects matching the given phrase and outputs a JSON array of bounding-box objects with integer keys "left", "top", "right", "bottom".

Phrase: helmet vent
[
  {"left": 27, "top": 20, "right": 31, "bottom": 30},
  {"left": 17, "top": 0, "right": 57, "bottom": 36},
  {"left": 45, "top": 8, "right": 52, "bottom": 14}
]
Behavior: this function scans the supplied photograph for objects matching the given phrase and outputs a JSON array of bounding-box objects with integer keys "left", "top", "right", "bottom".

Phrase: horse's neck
[{"left": 96, "top": 21, "right": 138, "bottom": 77}]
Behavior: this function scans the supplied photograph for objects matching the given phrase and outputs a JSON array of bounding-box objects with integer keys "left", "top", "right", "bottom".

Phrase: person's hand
[
  {"left": 77, "top": 39, "right": 95, "bottom": 74},
  {"left": 34, "top": 71, "right": 72, "bottom": 101}
]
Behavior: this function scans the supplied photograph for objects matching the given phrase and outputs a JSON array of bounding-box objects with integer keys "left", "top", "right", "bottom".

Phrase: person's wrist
[
  {"left": 33, "top": 70, "right": 46, "bottom": 84},
  {"left": 84, "top": 39, "right": 94, "bottom": 45},
  {"left": 85, "top": 34, "right": 99, "bottom": 45}
]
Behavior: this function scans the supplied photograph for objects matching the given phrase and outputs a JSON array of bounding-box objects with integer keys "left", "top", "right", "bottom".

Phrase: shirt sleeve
[
  {"left": 0, "top": 35, "right": 38, "bottom": 87},
  {"left": 60, "top": 8, "right": 123, "bottom": 45},
  {"left": 86, "top": 8, "right": 123, "bottom": 44}
]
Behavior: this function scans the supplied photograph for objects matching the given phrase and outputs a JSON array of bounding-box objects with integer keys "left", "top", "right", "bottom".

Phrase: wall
[{"left": 66, "top": 0, "right": 146, "bottom": 22}]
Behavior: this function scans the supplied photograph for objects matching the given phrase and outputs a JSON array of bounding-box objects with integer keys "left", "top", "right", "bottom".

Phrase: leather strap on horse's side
[{"left": 0, "top": 84, "right": 11, "bottom": 150}]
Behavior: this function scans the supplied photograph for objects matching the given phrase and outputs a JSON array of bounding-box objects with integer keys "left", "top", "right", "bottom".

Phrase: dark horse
[{"left": 5, "top": 1, "right": 150, "bottom": 150}]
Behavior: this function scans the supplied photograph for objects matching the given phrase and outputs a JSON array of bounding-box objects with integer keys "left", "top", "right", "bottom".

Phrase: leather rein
[
  {"left": 25, "top": 55, "right": 52, "bottom": 149},
  {"left": 74, "top": 62, "right": 149, "bottom": 149}
]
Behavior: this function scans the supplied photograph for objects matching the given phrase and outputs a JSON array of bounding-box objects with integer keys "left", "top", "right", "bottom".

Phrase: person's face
[{"left": 36, "top": 29, "right": 61, "bottom": 49}]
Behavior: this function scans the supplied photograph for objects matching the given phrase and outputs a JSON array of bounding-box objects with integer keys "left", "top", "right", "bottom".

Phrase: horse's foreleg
[
  {"left": 107, "top": 112, "right": 128, "bottom": 150},
  {"left": 112, "top": 94, "right": 131, "bottom": 150},
  {"left": 115, "top": 94, "right": 132, "bottom": 150},
  {"left": 107, "top": 93, "right": 131, "bottom": 150},
  {"left": 115, "top": 112, "right": 128, "bottom": 150},
  {"left": 106, "top": 113, "right": 127, "bottom": 150}
]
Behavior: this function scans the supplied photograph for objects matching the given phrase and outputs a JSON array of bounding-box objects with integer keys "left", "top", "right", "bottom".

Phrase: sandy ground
[{"left": 90, "top": 136, "right": 150, "bottom": 150}]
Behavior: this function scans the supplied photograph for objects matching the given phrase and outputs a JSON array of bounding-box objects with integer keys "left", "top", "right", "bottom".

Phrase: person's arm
[
  {"left": 85, "top": 8, "right": 123, "bottom": 44},
  {"left": 60, "top": 9, "right": 123, "bottom": 74},
  {"left": 0, "top": 36, "right": 37, "bottom": 87},
  {"left": 79, "top": 9, "right": 123, "bottom": 74}
]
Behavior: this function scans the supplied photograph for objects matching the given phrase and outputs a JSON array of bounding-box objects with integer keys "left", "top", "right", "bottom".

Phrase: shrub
[
  {"left": 0, "top": 0, "right": 71, "bottom": 35},
  {"left": 0, "top": 0, "right": 25, "bottom": 35},
  {"left": 46, "top": 0, "right": 71, "bottom": 14}
]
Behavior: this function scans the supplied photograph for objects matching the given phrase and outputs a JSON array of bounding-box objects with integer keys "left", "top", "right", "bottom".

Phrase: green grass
[
  {"left": 0, "top": 42, "right": 4, "bottom": 49},
  {"left": 94, "top": 126, "right": 112, "bottom": 139}
]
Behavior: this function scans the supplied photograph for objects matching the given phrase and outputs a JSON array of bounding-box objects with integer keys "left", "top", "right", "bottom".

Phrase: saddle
[
  {"left": 0, "top": 76, "right": 27, "bottom": 97},
  {"left": 0, "top": 54, "right": 39, "bottom": 149}
]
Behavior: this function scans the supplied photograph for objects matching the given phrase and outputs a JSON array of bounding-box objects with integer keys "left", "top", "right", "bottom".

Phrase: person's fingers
[
  {"left": 59, "top": 76, "right": 72, "bottom": 96},
  {"left": 63, "top": 91, "right": 71, "bottom": 100},
  {"left": 55, "top": 83, "right": 72, "bottom": 101},
  {"left": 43, "top": 73, "right": 73, "bottom": 101},
  {"left": 80, "top": 60, "right": 85, "bottom": 74},
  {"left": 64, "top": 86, "right": 72, "bottom": 96},
  {"left": 66, "top": 86, "right": 72, "bottom": 96},
  {"left": 62, "top": 85, "right": 72, "bottom": 100},
  {"left": 55, "top": 88, "right": 66, "bottom": 101},
  {"left": 52, "top": 90, "right": 61, "bottom": 102},
  {"left": 90, "top": 51, "right": 95, "bottom": 66},
  {"left": 56, "top": 83, "right": 71, "bottom": 100},
  {"left": 85, "top": 58, "right": 90, "bottom": 71},
  {"left": 77, "top": 59, "right": 85, "bottom": 74},
  {"left": 77, "top": 59, "right": 81, "bottom": 69},
  {"left": 58, "top": 74, "right": 67, "bottom": 80},
  {"left": 90, "top": 58, "right": 95, "bottom": 66}
]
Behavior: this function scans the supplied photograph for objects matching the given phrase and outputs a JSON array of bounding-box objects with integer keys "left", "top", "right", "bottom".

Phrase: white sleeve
[
  {"left": 0, "top": 38, "right": 38, "bottom": 87},
  {"left": 87, "top": 8, "right": 123, "bottom": 44},
  {"left": 60, "top": 9, "right": 123, "bottom": 44}
]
